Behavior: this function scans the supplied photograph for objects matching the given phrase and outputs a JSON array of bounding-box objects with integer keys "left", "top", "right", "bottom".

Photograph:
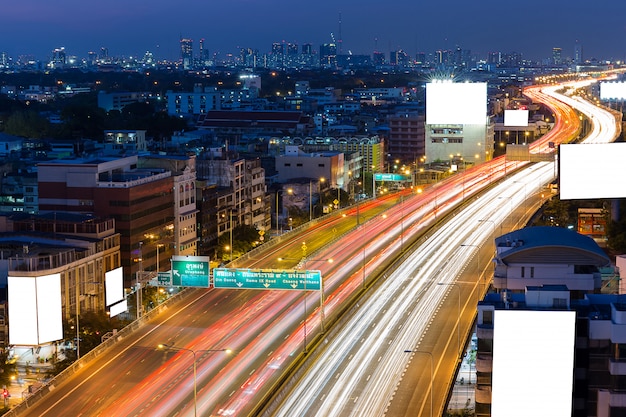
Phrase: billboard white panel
[
  {"left": 8, "top": 277, "right": 38, "bottom": 345},
  {"left": 105, "top": 267, "right": 124, "bottom": 307},
  {"left": 109, "top": 299, "right": 128, "bottom": 318},
  {"left": 492, "top": 310, "right": 575, "bottom": 417},
  {"left": 600, "top": 82, "right": 626, "bottom": 100},
  {"left": 426, "top": 82, "right": 487, "bottom": 125},
  {"left": 504, "top": 109, "right": 529, "bottom": 127},
  {"left": 560, "top": 143, "right": 626, "bottom": 199},
  {"left": 36, "top": 273, "right": 63, "bottom": 344}
]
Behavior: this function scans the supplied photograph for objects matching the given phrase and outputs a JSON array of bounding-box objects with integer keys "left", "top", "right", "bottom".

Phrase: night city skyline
[{"left": 3, "top": 0, "right": 626, "bottom": 63}]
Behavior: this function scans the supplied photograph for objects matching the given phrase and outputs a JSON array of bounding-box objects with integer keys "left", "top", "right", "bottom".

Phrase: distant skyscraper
[
  {"left": 87, "top": 51, "right": 97, "bottom": 66},
  {"left": 180, "top": 38, "right": 193, "bottom": 69},
  {"left": 50, "top": 47, "right": 66, "bottom": 69},
  {"left": 99, "top": 47, "right": 108, "bottom": 61},
  {"left": 302, "top": 43, "right": 313, "bottom": 55},
  {"left": 372, "top": 51, "right": 385, "bottom": 66},
  {"left": 286, "top": 43, "right": 298, "bottom": 56},
  {"left": 240, "top": 48, "right": 258, "bottom": 68},
  {"left": 320, "top": 43, "right": 337, "bottom": 68},
  {"left": 415, "top": 52, "right": 425, "bottom": 65},
  {"left": 574, "top": 42, "right": 583, "bottom": 64},
  {"left": 487, "top": 52, "right": 501, "bottom": 65},
  {"left": 552, "top": 47, "right": 562, "bottom": 65}
]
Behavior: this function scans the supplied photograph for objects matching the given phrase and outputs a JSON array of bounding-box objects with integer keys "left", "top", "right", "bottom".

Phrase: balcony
[
  {"left": 475, "top": 385, "right": 492, "bottom": 404},
  {"left": 476, "top": 323, "right": 493, "bottom": 340},
  {"left": 475, "top": 353, "right": 493, "bottom": 373},
  {"left": 609, "top": 358, "right": 626, "bottom": 376}
]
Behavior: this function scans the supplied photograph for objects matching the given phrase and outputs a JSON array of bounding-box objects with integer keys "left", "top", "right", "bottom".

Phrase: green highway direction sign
[
  {"left": 213, "top": 268, "right": 321, "bottom": 291},
  {"left": 374, "top": 173, "right": 410, "bottom": 182},
  {"left": 171, "top": 256, "right": 210, "bottom": 287},
  {"left": 149, "top": 271, "right": 172, "bottom": 287}
]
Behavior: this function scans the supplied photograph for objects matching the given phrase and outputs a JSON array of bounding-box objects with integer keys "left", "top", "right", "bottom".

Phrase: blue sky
[{"left": 3, "top": 0, "right": 626, "bottom": 62}]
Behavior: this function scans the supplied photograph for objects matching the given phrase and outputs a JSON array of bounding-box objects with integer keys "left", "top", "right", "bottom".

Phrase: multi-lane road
[{"left": 6, "top": 77, "right": 619, "bottom": 417}]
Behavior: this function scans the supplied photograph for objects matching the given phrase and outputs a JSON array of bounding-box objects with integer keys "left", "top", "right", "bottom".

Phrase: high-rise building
[
  {"left": 180, "top": 38, "right": 193, "bottom": 69},
  {"left": 50, "top": 47, "right": 66, "bottom": 69},
  {"left": 552, "top": 47, "right": 563, "bottom": 65},
  {"left": 373, "top": 51, "right": 385, "bottom": 66},
  {"left": 320, "top": 43, "right": 337, "bottom": 68},
  {"left": 574, "top": 41, "right": 583, "bottom": 64}
]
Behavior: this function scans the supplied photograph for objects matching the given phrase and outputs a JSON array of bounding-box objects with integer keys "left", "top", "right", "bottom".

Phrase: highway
[
  {"left": 6, "top": 76, "right": 619, "bottom": 417},
  {"left": 264, "top": 78, "right": 621, "bottom": 417},
  {"left": 267, "top": 161, "right": 553, "bottom": 417}
]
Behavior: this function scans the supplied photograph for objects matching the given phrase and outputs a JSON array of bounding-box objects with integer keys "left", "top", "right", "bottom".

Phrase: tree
[{"left": 3, "top": 111, "right": 50, "bottom": 138}]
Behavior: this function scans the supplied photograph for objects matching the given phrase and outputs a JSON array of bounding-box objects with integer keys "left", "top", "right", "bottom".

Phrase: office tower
[{"left": 180, "top": 37, "right": 193, "bottom": 69}]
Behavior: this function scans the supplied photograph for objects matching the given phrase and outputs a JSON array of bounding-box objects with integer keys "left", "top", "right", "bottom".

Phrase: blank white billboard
[
  {"left": 560, "top": 143, "right": 626, "bottom": 199},
  {"left": 504, "top": 109, "right": 529, "bottom": 127},
  {"left": 426, "top": 82, "right": 487, "bottom": 125},
  {"left": 8, "top": 277, "right": 38, "bottom": 345},
  {"left": 600, "top": 82, "right": 626, "bottom": 100},
  {"left": 36, "top": 273, "right": 63, "bottom": 344},
  {"left": 9, "top": 274, "right": 63, "bottom": 345},
  {"left": 492, "top": 310, "right": 575, "bottom": 417},
  {"left": 105, "top": 267, "right": 124, "bottom": 307},
  {"left": 109, "top": 299, "right": 128, "bottom": 318}
]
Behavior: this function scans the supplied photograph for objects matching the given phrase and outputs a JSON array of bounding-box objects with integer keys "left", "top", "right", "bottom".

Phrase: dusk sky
[{"left": 3, "top": 0, "right": 626, "bottom": 62}]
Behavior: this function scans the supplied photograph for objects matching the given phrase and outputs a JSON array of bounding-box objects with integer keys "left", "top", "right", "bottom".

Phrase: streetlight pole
[
  {"left": 157, "top": 344, "right": 230, "bottom": 417},
  {"left": 498, "top": 196, "right": 513, "bottom": 231},
  {"left": 437, "top": 282, "right": 461, "bottom": 358},
  {"left": 278, "top": 255, "right": 332, "bottom": 348},
  {"left": 309, "top": 181, "right": 313, "bottom": 222},
  {"left": 461, "top": 243, "right": 483, "bottom": 297},
  {"left": 403, "top": 350, "right": 433, "bottom": 417},
  {"left": 137, "top": 241, "right": 144, "bottom": 319},
  {"left": 276, "top": 190, "right": 280, "bottom": 233},
  {"left": 229, "top": 209, "right": 233, "bottom": 262}
]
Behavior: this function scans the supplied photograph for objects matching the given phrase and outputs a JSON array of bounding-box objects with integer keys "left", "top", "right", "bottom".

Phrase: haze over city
[{"left": 3, "top": 0, "right": 626, "bottom": 62}]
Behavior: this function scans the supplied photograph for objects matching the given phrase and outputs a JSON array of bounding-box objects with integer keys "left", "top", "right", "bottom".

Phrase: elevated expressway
[{"left": 6, "top": 78, "right": 619, "bottom": 417}]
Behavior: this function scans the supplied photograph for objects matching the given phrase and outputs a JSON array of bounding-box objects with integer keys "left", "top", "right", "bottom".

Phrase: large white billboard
[
  {"left": 492, "top": 310, "right": 575, "bottom": 417},
  {"left": 426, "top": 82, "right": 487, "bottom": 125},
  {"left": 9, "top": 274, "right": 63, "bottom": 345},
  {"left": 504, "top": 109, "right": 529, "bottom": 127},
  {"left": 600, "top": 82, "right": 626, "bottom": 100},
  {"left": 105, "top": 267, "right": 124, "bottom": 307},
  {"left": 109, "top": 299, "right": 128, "bottom": 318},
  {"left": 560, "top": 143, "right": 626, "bottom": 199}
]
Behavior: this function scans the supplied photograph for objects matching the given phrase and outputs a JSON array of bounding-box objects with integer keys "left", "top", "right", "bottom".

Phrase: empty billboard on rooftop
[
  {"left": 560, "top": 143, "right": 626, "bottom": 199},
  {"left": 491, "top": 310, "right": 575, "bottom": 417},
  {"left": 426, "top": 82, "right": 487, "bottom": 125}
]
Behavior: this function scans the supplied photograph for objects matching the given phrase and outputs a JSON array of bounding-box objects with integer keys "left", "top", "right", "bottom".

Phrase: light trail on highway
[
  {"left": 266, "top": 80, "right": 620, "bottom": 416},
  {"left": 269, "top": 162, "right": 553, "bottom": 417},
  {"left": 7, "top": 76, "right": 620, "bottom": 417}
]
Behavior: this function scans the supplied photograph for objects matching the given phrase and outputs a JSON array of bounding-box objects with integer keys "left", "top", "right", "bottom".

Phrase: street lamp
[
  {"left": 157, "top": 343, "right": 231, "bottom": 417},
  {"left": 309, "top": 178, "right": 324, "bottom": 222},
  {"left": 437, "top": 282, "right": 461, "bottom": 358},
  {"left": 461, "top": 243, "right": 483, "bottom": 296},
  {"left": 403, "top": 350, "right": 433, "bottom": 417},
  {"left": 276, "top": 188, "right": 293, "bottom": 234}
]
